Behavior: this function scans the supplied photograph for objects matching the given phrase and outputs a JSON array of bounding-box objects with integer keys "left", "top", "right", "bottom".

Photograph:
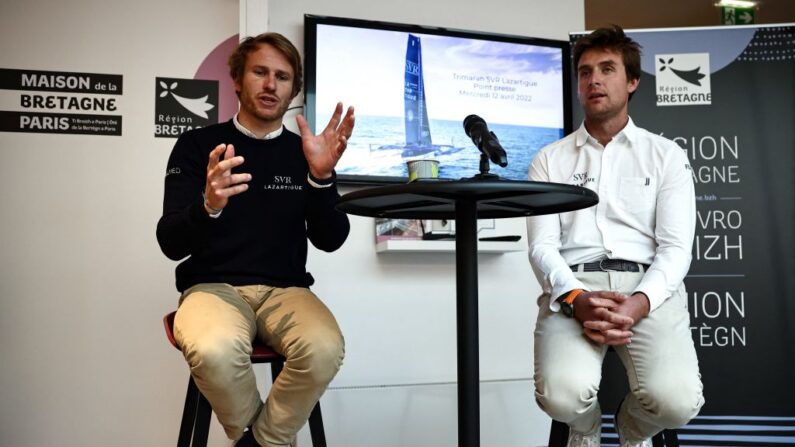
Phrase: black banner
[{"left": 571, "top": 25, "right": 795, "bottom": 444}]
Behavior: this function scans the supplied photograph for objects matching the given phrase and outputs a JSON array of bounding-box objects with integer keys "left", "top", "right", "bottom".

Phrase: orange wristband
[{"left": 563, "top": 288, "right": 584, "bottom": 305}]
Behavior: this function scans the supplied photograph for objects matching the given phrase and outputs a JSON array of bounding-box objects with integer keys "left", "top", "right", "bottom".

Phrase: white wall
[{"left": 0, "top": 1, "right": 583, "bottom": 446}]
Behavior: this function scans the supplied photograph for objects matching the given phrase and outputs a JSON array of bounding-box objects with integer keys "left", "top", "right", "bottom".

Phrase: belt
[{"left": 570, "top": 259, "right": 650, "bottom": 273}]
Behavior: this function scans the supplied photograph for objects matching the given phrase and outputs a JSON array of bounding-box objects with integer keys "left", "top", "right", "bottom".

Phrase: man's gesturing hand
[
  {"left": 296, "top": 102, "right": 355, "bottom": 179},
  {"left": 204, "top": 143, "right": 251, "bottom": 214}
]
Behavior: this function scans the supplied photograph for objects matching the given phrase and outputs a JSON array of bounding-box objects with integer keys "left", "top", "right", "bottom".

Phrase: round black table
[{"left": 336, "top": 177, "right": 598, "bottom": 447}]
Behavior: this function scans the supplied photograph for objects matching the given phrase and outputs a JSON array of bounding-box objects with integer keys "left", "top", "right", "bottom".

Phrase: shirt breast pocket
[{"left": 618, "top": 176, "right": 656, "bottom": 214}]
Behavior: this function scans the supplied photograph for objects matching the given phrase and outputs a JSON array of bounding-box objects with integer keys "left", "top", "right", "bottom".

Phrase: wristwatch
[{"left": 559, "top": 289, "right": 584, "bottom": 318}]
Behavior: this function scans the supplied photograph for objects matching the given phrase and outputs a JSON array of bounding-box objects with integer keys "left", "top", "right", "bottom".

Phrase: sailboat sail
[
  {"left": 372, "top": 33, "right": 463, "bottom": 158},
  {"left": 404, "top": 34, "right": 432, "bottom": 147}
]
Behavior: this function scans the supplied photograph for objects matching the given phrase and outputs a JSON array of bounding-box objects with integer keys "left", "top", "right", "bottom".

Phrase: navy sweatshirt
[{"left": 156, "top": 121, "right": 350, "bottom": 292}]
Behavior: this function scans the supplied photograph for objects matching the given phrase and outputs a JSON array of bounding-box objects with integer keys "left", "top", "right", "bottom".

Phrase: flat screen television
[{"left": 304, "top": 14, "right": 572, "bottom": 184}]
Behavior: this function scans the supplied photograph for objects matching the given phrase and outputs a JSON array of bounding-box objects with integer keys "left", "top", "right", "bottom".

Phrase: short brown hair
[
  {"left": 228, "top": 32, "right": 303, "bottom": 99},
  {"left": 573, "top": 25, "right": 642, "bottom": 83}
]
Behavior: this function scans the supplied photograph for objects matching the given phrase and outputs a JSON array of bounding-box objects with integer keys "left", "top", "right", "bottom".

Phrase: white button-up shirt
[{"left": 527, "top": 118, "right": 695, "bottom": 312}]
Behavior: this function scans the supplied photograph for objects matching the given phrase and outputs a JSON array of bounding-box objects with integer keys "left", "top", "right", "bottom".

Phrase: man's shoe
[
  {"left": 566, "top": 426, "right": 601, "bottom": 447},
  {"left": 615, "top": 399, "right": 652, "bottom": 447},
  {"left": 235, "top": 428, "right": 262, "bottom": 447},
  {"left": 615, "top": 427, "right": 652, "bottom": 447}
]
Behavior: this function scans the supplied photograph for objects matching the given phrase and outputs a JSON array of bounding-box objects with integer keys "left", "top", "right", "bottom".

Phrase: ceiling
[{"left": 585, "top": 0, "right": 795, "bottom": 30}]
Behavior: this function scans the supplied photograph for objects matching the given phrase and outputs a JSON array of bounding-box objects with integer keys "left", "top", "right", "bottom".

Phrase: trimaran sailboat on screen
[{"left": 374, "top": 34, "right": 464, "bottom": 157}]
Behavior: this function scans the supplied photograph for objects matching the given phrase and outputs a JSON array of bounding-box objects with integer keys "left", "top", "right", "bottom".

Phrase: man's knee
[
  {"left": 289, "top": 327, "right": 345, "bottom": 385},
  {"left": 182, "top": 331, "right": 251, "bottom": 375},
  {"left": 657, "top": 393, "right": 704, "bottom": 428},
  {"left": 639, "top": 378, "right": 704, "bottom": 428},
  {"left": 535, "top": 374, "right": 600, "bottom": 422}
]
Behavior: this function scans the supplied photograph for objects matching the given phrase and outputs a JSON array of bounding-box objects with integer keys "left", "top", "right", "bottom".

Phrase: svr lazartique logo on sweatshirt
[
  {"left": 264, "top": 174, "right": 303, "bottom": 191},
  {"left": 655, "top": 53, "right": 711, "bottom": 107}
]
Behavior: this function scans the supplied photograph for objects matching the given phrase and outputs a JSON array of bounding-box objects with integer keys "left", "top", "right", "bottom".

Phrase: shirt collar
[
  {"left": 575, "top": 116, "right": 638, "bottom": 147},
  {"left": 618, "top": 116, "right": 638, "bottom": 144},
  {"left": 574, "top": 122, "right": 591, "bottom": 147},
  {"left": 233, "top": 113, "right": 284, "bottom": 140}
]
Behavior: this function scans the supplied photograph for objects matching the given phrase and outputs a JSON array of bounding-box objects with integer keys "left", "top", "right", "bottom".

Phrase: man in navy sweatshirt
[{"left": 157, "top": 32, "right": 354, "bottom": 447}]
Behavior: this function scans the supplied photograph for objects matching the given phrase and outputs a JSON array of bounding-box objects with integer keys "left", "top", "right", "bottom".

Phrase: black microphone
[{"left": 463, "top": 115, "right": 508, "bottom": 167}]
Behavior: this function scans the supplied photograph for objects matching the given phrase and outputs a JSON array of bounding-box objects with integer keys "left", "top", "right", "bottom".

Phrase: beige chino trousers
[{"left": 173, "top": 283, "right": 344, "bottom": 447}]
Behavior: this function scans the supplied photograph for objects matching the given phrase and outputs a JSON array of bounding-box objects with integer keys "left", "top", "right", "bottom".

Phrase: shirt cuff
[
  {"left": 549, "top": 280, "right": 587, "bottom": 311},
  {"left": 633, "top": 281, "right": 666, "bottom": 312},
  {"left": 307, "top": 170, "right": 336, "bottom": 188},
  {"left": 201, "top": 192, "right": 223, "bottom": 218}
]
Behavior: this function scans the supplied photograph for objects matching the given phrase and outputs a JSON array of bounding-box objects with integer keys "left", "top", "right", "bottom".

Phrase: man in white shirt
[{"left": 527, "top": 26, "right": 704, "bottom": 447}]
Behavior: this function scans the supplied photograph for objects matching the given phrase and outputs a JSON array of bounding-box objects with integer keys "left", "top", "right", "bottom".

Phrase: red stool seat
[{"left": 164, "top": 312, "right": 285, "bottom": 363}]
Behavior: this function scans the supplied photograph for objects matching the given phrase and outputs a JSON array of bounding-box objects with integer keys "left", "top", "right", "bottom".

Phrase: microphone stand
[{"left": 473, "top": 153, "right": 500, "bottom": 180}]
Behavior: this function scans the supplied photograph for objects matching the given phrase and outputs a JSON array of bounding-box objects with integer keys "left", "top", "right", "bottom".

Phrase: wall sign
[
  {"left": 0, "top": 68, "right": 123, "bottom": 135},
  {"left": 154, "top": 77, "right": 218, "bottom": 138}
]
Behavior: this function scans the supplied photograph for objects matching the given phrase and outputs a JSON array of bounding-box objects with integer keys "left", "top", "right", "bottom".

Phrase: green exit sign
[{"left": 721, "top": 6, "right": 756, "bottom": 24}]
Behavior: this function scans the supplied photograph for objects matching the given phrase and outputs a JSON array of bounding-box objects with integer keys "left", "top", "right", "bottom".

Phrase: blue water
[{"left": 328, "top": 114, "right": 563, "bottom": 180}]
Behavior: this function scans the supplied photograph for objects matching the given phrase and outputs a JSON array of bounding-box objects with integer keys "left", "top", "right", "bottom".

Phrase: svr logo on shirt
[
  {"left": 264, "top": 174, "right": 303, "bottom": 191},
  {"left": 274, "top": 175, "right": 292, "bottom": 184},
  {"left": 572, "top": 171, "right": 595, "bottom": 187}
]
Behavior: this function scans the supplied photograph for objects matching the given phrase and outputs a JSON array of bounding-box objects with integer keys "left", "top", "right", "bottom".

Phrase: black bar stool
[{"left": 163, "top": 311, "right": 327, "bottom": 447}]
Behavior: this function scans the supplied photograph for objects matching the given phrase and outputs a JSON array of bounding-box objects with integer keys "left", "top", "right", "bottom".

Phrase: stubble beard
[
  {"left": 584, "top": 99, "right": 622, "bottom": 126},
  {"left": 241, "top": 93, "right": 291, "bottom": 128}
]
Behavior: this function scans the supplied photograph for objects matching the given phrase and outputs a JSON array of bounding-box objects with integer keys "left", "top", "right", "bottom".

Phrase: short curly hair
[{"left": 228, "top": 32, "right": 303, "bottom": 99}]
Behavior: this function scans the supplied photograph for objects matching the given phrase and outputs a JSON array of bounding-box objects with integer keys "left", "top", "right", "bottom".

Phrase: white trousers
[{"left": 533, "top": 271, "right": 704, "bottom": 442}]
